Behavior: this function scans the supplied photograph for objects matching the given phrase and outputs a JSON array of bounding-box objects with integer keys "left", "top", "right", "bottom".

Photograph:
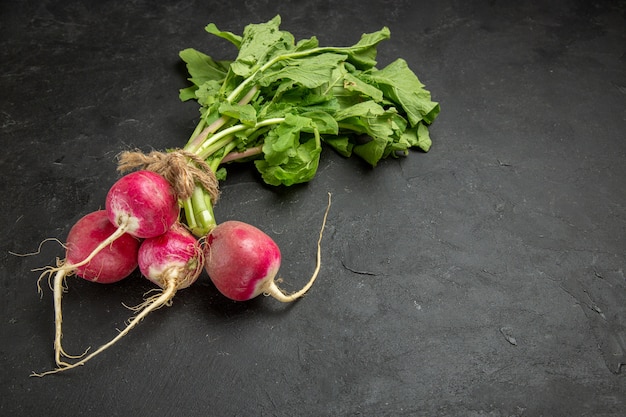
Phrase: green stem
[
  {"left": 184, "top": 85, "right": 260, "bottom": 153},
  {"left": 183, "top": 186, "right": 217, "bottom": 236},
  {"left": 189, "top": 118, "right": 206, "bottom": 142},
  {"left": 181, "top": 116, "right": 286, "bottom": 237},
  {"left": 196, "top": 117, "right": 285, "bottom": 160},
  {"left": 197, "top": 135, "right": 236, "bottom": 161},
  {"left": 180, "top": 45, "right": 340, "bottom": 237},
  {"left": 206, "top": 141, "right": 237, "bottom": 172},
  {"left": 220, "top": 144, "right": 263, "bottom": 164},
  {"left": 194, "top": 124, "right": 249, "bottom": 158}
]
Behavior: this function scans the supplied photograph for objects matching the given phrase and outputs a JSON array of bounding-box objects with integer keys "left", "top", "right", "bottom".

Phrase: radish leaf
[{"left": 178, "top": 15, "right": 440, "bottom": 235}]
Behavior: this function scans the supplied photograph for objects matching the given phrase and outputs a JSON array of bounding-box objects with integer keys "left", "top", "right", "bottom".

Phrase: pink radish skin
[
  {"left": 46, "top": 171, "right": 178, "bottom": 287},
  {"left": 138, "top": 222, "right": 203, "bottom": 290},
  {"left": 205, "top": 221, "right": 281, "bottom": 301},
  {"left": 204, "top": 194, "right": 331, "bottom": 304},
  {"left": 34, "top": 223, "right": 204, "bottom": 377},
  {"left": 106, "top": 170, "right": 179, "bottom": 239},
  {"left": 66, "top": 210, "right": 140, "bottom": 283}
]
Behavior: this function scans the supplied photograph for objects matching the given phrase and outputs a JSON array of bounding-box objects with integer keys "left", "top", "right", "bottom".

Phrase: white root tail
[
  {"left": 32, "top": 220, "right": 133, "bottom": 371},
  {"left": 31, "top": 280, "right": 178, "bottom": 377},
  {"left": 51, "top": 268, "right": 88, "bottom": 367},
  {"left": 265, "top": 192, "right": 332, "bottom": 303}
]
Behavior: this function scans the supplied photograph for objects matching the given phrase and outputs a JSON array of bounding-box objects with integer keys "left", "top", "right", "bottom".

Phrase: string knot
[{"left": 116, "top": 149, "right": 220, "bottom": 203}]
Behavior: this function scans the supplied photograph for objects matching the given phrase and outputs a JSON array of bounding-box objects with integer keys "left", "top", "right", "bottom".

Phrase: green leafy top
[{"left": 178, "top": 15, "right": 440, "bottom": 235}]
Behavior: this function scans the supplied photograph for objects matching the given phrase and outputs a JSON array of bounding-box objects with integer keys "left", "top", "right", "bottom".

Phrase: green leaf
[
  {"left": 362, "top": 58, "right": 440, "bottom": 126},
  {"left": 294, "top": 36, "right": 320, "bottom": 52},
  {"left": 255, "top": 114, "right": 322, "bottom": 186},
  {"left": 353, "top": 137, "right": 387, "bottom": 166},
  {"left": 230, "top": 15, "right": 295, "bottom": 78},
  {"left": 340, "top": 27, "right": 390, "bottom": 69},
  {"left": 182, "top": 15, "right": 439, "bottom": 186},
  {"left": 178, "top": 48, "right": 229, "bottom": 101},
  {"left": 259, "top": 53, "right": 348, "bottom": 89},
  {"left": 255, "top": 137, "right": 321, "bottom": 186},
  {"left": 342, "top": 72, "right": 384, "bottom": 102},
  {"left": 300, "top": 110, "right": 338, "bottom": 135},
  {"left": 261, "top": 114, "right": 311, "bottom": 165},
  {"left": 218, "top": 102, "right": 257, "bottom": 126},
  {"left": 179, "top": 48, "right": 230, "bottom": 85},
  {"left": 334, "top": 100, "right": 386, "bottom": 121},
  {"left": 179, "top": 86, "right": 197, "bottom": 102},
  {"left": 402, "top": 122, "right": 432, "bottom": 152},
  {"left": 215, "top": 167, "right": 227, "bottom": 181},
  {"left": 194, "top": 79, "right": 224, "bottom": 106},
  {"left": 205, "top": 23, "right": 242, "bottom": 48},
  {"left": 323, "top": 136, "right": 353, "bottom": 157}
]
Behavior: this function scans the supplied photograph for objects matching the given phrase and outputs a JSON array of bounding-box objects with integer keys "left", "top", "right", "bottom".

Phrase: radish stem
[{"left": 180, "top": 117, "right": 287, "bottom": 236}]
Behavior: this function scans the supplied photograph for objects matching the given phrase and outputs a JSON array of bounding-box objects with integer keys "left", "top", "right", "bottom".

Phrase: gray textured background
[{"left": 1, "top": 0, "right": 625, "bottom": 415}]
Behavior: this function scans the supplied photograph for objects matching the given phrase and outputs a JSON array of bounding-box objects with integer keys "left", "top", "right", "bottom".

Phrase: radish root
[
  {"left": 34, "top": 262, "right": 89, "bottom": 366},
  {"left": 50, "top": 268, "right": 91, "bottom": 367},
  {"left": 263, "top": 192, "right": 332, "bottom": 303},
  {"left": 31, "top": 227, "right": 203, "bottom": 377},
  {"left": 31, "top": 276, "right": 179, "bottom": 377},
  {"left": 32, "top": 222, "right": 131, "bottom": 364},
  {"left": 9, "top": 237, "right": 65, "bottom": 257}
]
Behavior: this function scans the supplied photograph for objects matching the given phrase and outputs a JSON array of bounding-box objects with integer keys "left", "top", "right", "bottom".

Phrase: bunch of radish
[
  {"left": 33, "top": 168, "right": 330, "bottom": 376},
  {"left": 30, "top": 14, "right": 441, "bottom": 376}
]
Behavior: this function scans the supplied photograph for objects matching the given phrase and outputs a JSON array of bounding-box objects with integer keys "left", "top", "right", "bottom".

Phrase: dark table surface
[{"left": 1, "top": 0, "right": 625, "bottom": 416}]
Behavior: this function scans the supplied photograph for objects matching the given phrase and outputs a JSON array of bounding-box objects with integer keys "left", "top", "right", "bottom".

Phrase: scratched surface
[{"left": 1, "top": 0, "right": 625, "bottom": 416}]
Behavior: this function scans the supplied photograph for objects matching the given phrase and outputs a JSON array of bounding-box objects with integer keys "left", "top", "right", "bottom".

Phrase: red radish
[
  {"left": 204, "top": 221, "right": 281, "bottom": 301},
  {"left": 105, "top": 170, "right": 179, "bottom": 239},
  {"left": 36, "top": 210, "right": 140, "bottom": 373},
  {"left": 46, "top": 171, "right": 178, "bottom": 283},
  {"left": 138, "top": 222, "right": 204, "bottom": 290},
  {"left": 33, "top": 171, "right": 179, "bottom": 376},
  {"left": 66, "top": 210, "right": 141, "bottom": 283},
  {"left": 35, "top": 222, "right": 204, "bottom": 376},
  {"left": 204, "top": 193, "right": 332, "bottom": 302}
]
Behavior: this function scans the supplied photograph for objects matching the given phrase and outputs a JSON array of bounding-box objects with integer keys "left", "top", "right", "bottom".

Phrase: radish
[
  {"left": 105, "top": 170, "right": 180, "bottom": 239},
  {"left": 30, "top": 16, "right": 441, "bottom": 376},
  {"left": 33, "top": 170, "right": 180, "bottom": 376},
  {"left": 204, "top": 193, "right": 331, "bottom": 302},
  {"left": 137, "top": 222, "right": 204, "bottom": 290},
  {"left": 204, "top": 221, "right": 281, "bottom": 301},
  {"left": 65, "top": 210, "right": 140, "bottom": 283},
  {"left": 34, "top": 222, "right": 204, "bottom": 376},
  {"left": 35, "top": 210, "right": 140, "bottom": 373},
  {"left": 44, "top": 170, "right": 179, "bottom": 282}
]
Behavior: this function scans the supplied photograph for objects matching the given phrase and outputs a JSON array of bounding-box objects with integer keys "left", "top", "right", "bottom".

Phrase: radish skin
[
  {"left": 33, "top": 223, "right": 203, "bottom": 376},
  {"left": 66, "top": 211, "right": 141, "bottom": 283},
  {"left": 106, "top": 170, "right": 179, "bottom": 239},
  {"left": 43, "top": 171, "right": 178, "bottom": 282},
  {"left": 205, "top": 193, "right": 331, "bottom": 302},
  {"left": 138, "top": 223, "right": 203, "bottom": 290},
  {"left": 205, "top": 221, "right": 281, "bottom": 301},
  {"left": 36, "top": 210, "right": 140, "bottom": 371}
]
